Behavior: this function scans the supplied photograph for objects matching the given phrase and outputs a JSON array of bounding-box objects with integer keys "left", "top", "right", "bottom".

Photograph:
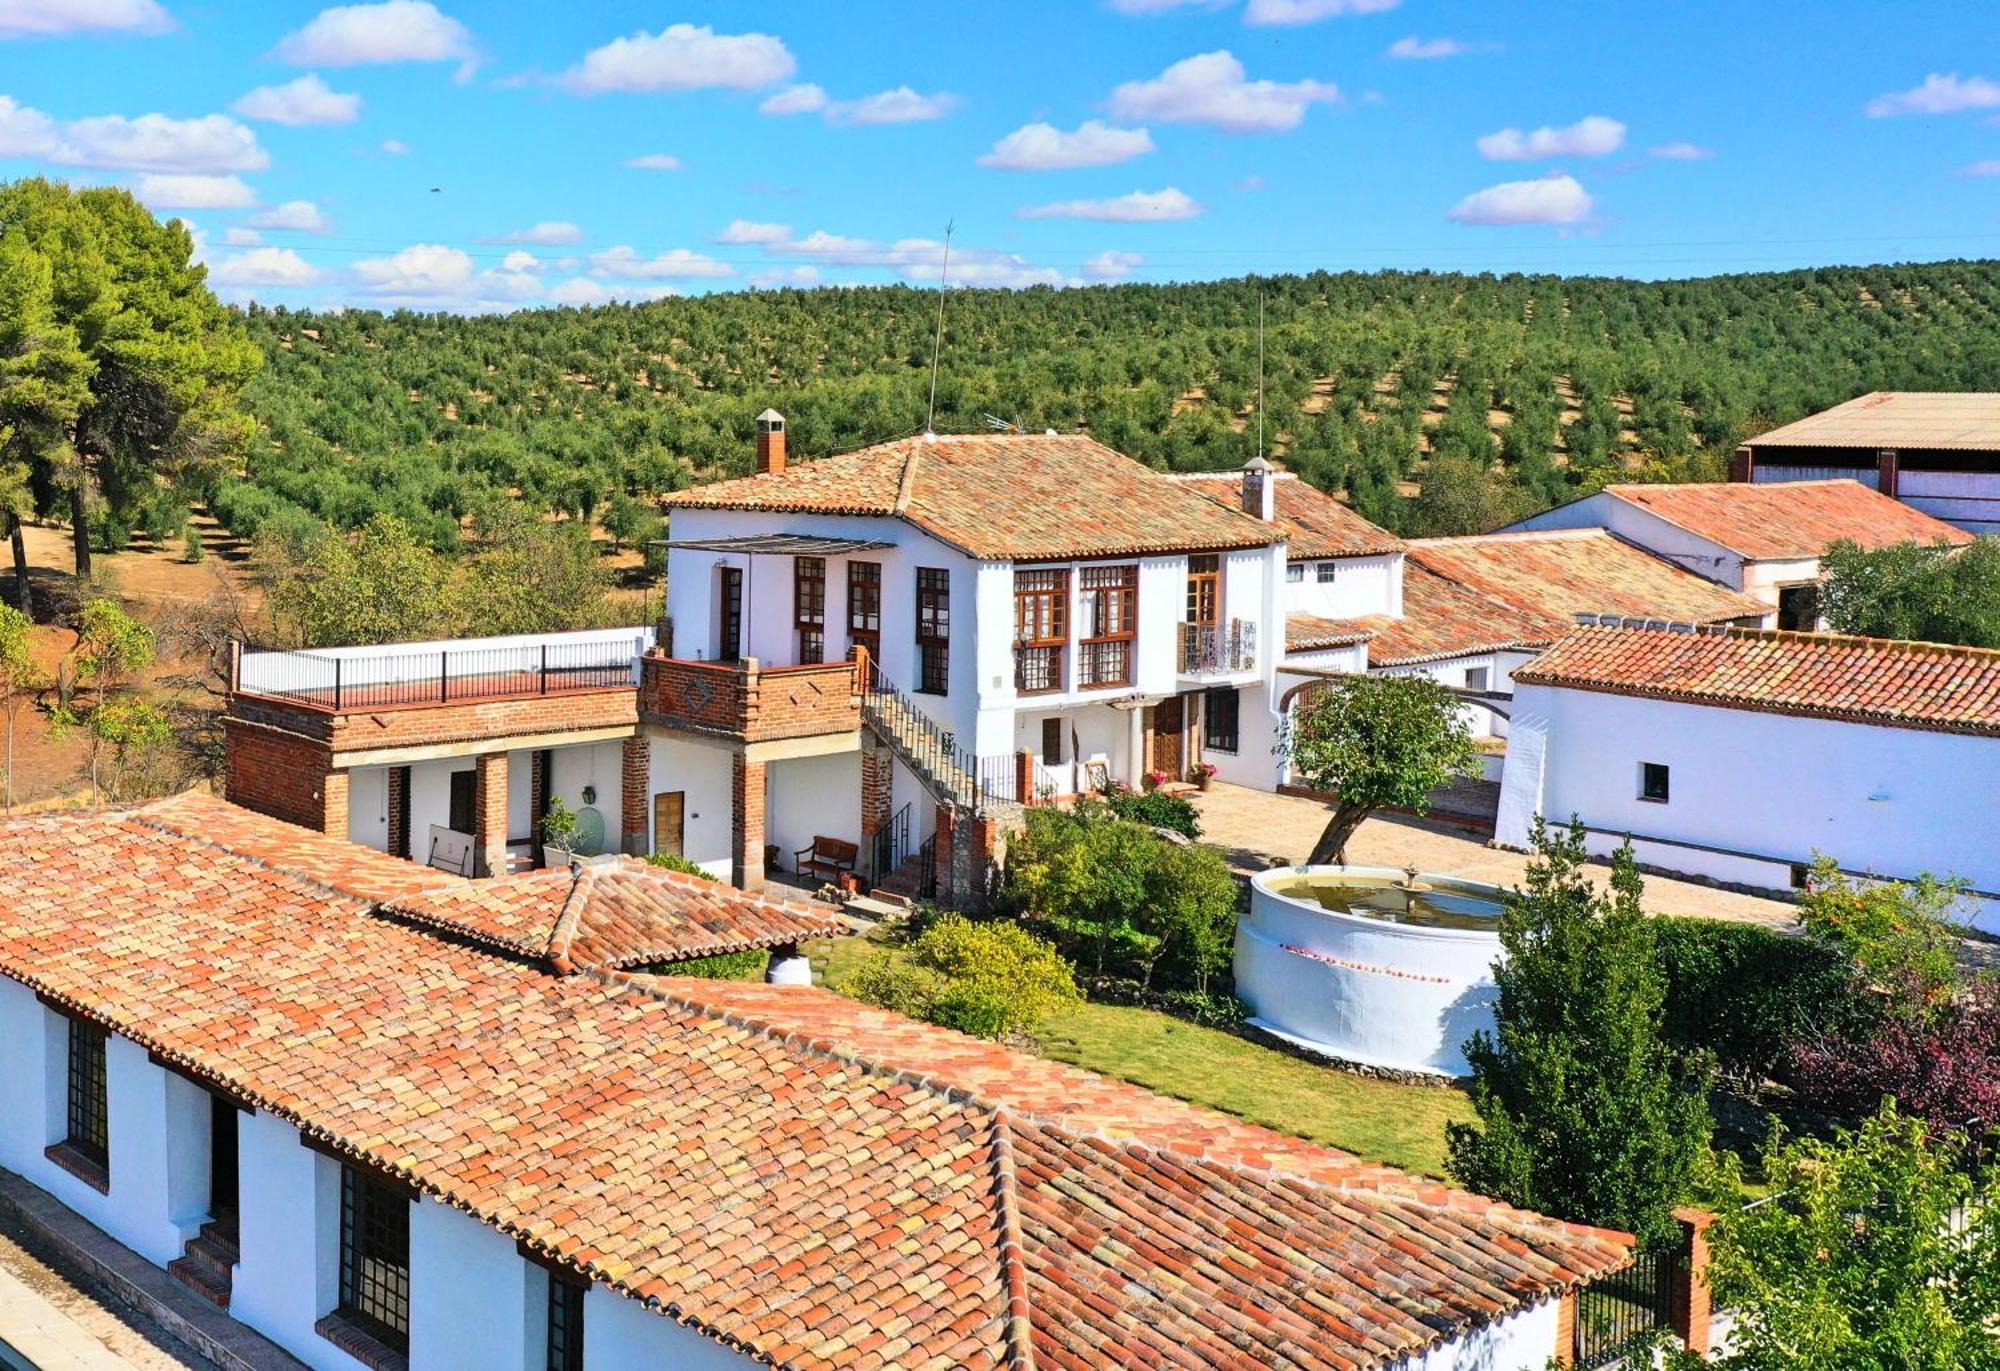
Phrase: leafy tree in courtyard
[
  {"left": 1674, "top": 1105, "right": 2000, "bottom": 1371},
  {"left": 1283, "top": 674, "right": 1479, "bottom": 865},
  {"left": 1819, "top": 537, "right": 2000, "bottom": 648},
  {"left": 1447, "top": 818, "right": 1712, "bottom": 1248},
  {"left": 0, "top": 603, "right": 46, "bottom": 808}
]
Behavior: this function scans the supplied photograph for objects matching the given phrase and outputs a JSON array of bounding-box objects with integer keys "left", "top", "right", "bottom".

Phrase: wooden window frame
[
  {"left": 794, "top": 556, "right": 826, "bottom": 665},
  {"left": 915, "top": 568, "right": 950, "bottom": 696},
  {"left": 1202, "top": 687, "right": 1240, "bottom": 754},
  {"left": 1076, "top": 564, "right": 1137, "bottom": 689},
  {"left": 847, "top": 561, "right": 881, "bottom": 659},
  {"left": 1186, "top": 554, "right": 1220, "bottom": 627},
  {"left": 718, "top": 566, "right": 744, "bottom": 662},
  {"left": 1013, "top": 568, "right": 1068, "bottom": 696},
  {"left": 1040, "top": 717, "right": 1064, "bottom": 765}
]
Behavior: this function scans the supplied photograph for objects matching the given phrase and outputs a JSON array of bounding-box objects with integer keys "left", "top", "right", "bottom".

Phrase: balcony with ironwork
[{"left": 1178, "top": 619, "right": 1257, "bottom": 678}]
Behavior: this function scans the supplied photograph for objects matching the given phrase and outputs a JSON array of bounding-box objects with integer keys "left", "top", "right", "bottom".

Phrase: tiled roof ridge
[
  {"left": 592, "top": 969, "right": 1630, "bottom": 1245},
  {"left": 541, "top": 863, "right": 597, "bottom": 973},
  {"left": 121, "top": 799, "right": 406, "bottom": 910},
  {"left": 987, "top": 1112, "right": 1038, "bottom": 1371},
  {"left": 1674, "top": 621, "right": 2000, "bottom": 662},
  {"left": 1408, "top": 527, "right": 1610, "bottom": 548},
  {"left": 893, "top": 438, "right": 923, "bottom": 516}
]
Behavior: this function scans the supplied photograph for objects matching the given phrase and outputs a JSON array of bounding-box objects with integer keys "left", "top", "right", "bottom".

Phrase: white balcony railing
[
  {"left": 236, "top": 626, "right": 657, "bottom": 710},
  {"left": 1179, "top": 619, "right": 1256, "bottom": 676}
]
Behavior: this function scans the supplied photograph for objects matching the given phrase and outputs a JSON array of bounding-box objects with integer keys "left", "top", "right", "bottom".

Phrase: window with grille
[
  {"left": 1077, "top": 565, "right": 1137, "bottom": 688},
  {"left": 1041, "top": 718, "right": 1064, "bottom": 765},
  {"left": 1185, "top": 555, "right": 1220, "bottom": 626},
  {"left": 1316, "top": 561, "right": 1338, "bottom": 584},
  {"left": 1014, "top": 568, "right": 1068, "bottom": 694},
  {"left": 795, "top": 557, "right": 826, "bottom": 664},
  {"left": 338, "top": 1165, "right": 411, "bottom": 1351},
  {"left": 848, "top": 561, "right": 881, "bottom": 657},
  {"left": 1285, "top": 563, "right": 1303, "bottom": 583},
  {"left": 916, "top": 568, "right": 950, "bottom": 695},
  {"left": 545, "top": 1271, "right": 585, "bottom": 1371},
  {"left": 65, "top": 1017, "right": 108, "bottom": 1170},
  {"left": 1203, "top": 687, "right": 1240, "bottom": 754}
]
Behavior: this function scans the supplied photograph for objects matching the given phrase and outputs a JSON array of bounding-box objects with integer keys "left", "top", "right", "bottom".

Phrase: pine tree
[{"left": 1447, "top": 818, "right": 1712, "bottom": 1247}]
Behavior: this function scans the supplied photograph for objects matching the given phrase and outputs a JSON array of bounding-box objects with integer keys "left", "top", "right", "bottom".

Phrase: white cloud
[
  {"left": 828, "top": 87, "right": 959, "bottom": 126},
  {"left": 273, "top": 1, "right": 473, "bottom": 69},
  {"left": 500, "top": 250, "right": 540, "bottom": 272},
  {"left": 1477, "top": 114, "right": 1625, "bottom": 161},
  {"left": 1866, "top": 73, "right": 2000, "bottom": 118},
  {"left": 762, "top": 228, "right": 1070, "bottom": 287},
  {"left": 1650, "top": 140, "right": 1714, "bottom": 161},
  {"left": 210, "top": 246, "right": 327, "bottom": 288},
  {"left": 1245, "top": 0, "right": 1399, "bottom": 23},
  {"left": 1108, "top": 51, "right": 1340, "bottom": 133},
  {"left": 222, "top": 226, "right": 263, "bottom": 246},
  {"left": 379, "top": 137, "right": 410, "bottom": 154},
  {"left": 589, "top": 245, "right": 733, "bottom": 280},
  {"left": 561, "top": 23, "right": 793, "bottom": 95},
  {"left": 0, "top": 0, "right": 171, "bottom": 39},
  {"left": 547, "top": 276, "right": 679, "bottom": 306},
  {"left": 716, "top": 219, "right": 792, "bottom": 245},
  {"left": 7, "top": 106, "right": 268, "bottom": 172},
  {"left": 748, "top": 265, "right": 821, "bottom": 288},
  {"left": 0, "top": 95, "right": 58, "bottom": 158},
  {"left": 1447, "top": 173, "right": 1592, "bottom": 226},
  {"left": 1960, "top": 159, "right": 2000, "bottom": 177},
  {"left": 136, "top": 173, "right": 256, "bottom": 209},
  {"left": 487, "top": 221, "right": 583, "bottom": 246},
  {"left": 1083, "top": 250, "right": 1143, "bottom": 281},
  {"left": 1017, "top": 186, "right": 1203, "bottom": 222},
  {"left": 350, "top": 242, "right": 542, "bottom": 307},
  {"left": 1386, "top": 35, "right": 1469, "bottom": 59},
  {"left": 759, "top": 83, "right": 826, "bottom": 116},
  {"left": 978, "top": 119, "right": 1154, "bottom": 170},
  {"left": 248, "top": 200, "right": 333, "bottom": 232},
  {"left": 234, "top": 74, "right": 360, "bottom": 126},
  {"left": 623, "top": 152, "right": 681, "bottom": 171}
]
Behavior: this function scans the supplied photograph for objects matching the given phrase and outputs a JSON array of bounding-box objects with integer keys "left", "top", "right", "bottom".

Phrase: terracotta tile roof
[
  {"left": 1286, "top": 530, "right": 1767, "bottom": 668},
  {"left": 1600, "top": 479, "right": 1972, "bottom": 561},
  {"left": 0, "top": 794, "right": 1634, "bottom": 1370},
  {"left": 381, "top": 857, "right": 848, "bottom": 973},
  {"left": 1285, "top": 615, "right": 1378, "bottom": 653},
  {"left": 1174, "top": 471, "right": 1405, "bottom": 558},
  {"left": 1747, "top": 391, "right": 2000, "bottom": 451},
  {"left": 1514, "top": 624, "right": 2000, "bottom": 738},
  {"left": 666, "top": 432, "right": 1277, "bottom": 561}
]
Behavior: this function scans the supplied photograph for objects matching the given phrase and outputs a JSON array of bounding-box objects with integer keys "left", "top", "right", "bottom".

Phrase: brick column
[
  {"left": 386, "top": 766, "right": 411, "bottom": 859},
  {"left": 1014, "top": 749, "right": 1034, "bottom": 806},
  {"left": 1877, "top": 448, "right": 1900, "bottom": 499},
  {"left": 732, "top": 751, "right": 766, "bottom": 890},
  {"left": 1670, "top": 1206, "right": 1716, "bottom": 1358},
  {"left": 859, "top": 740, "right": 892, "bottom": 872},
  {"left": 933, "top": 803, "right": 957, "bottom": 907},
  {"left": 474, "top": 751, "right": 509, "bottom": 878},
  {"left": 619, "top": 735, "right": 649, "bottom": 855},
  {"left": 970, "top": 814, "right": 1004, "bottom": 911},
  {"left": 1729, "top": 445, "right": 1754, "bottom": 484},
  {"left": 1553, "top": 1289, "right": 1577, "bottom": 1367},
  {"left": 319, "top": 768, "right": 350, "bottom": 839}
]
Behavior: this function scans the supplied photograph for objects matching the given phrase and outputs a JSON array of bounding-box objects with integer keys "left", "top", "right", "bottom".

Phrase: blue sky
[{"left": 4, "top": 0, "right": 2000, "bottom": 309}]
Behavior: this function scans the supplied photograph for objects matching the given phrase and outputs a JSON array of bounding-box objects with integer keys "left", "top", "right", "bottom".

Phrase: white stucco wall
[
  {"left": 1389, "top": 1298, "right": 1561, "bottom": 1370},
  {"left": 409, "top": 1196, "right": 536, "bottom": 1371},
  {"left": 1507, "top": 492, "right": 1747, "bottom": 591},
  {"left": 1012, "top": 701, "right": 1131, "bottom": 797},
  {"left": 584, "top": 1284, "right": 757, "bottom": 1369},
  {"left": 549, "top": 740, "right": 624, "bottom": 856},
  {"left": 1900, "top": 468, "right": 2000, "bottom": 535},
  {"left": 766, "top": 751, "right": 862, "bottom": 875},
  {"left": 1499, "top": 684, "right": 2000, "bottom": 926},
  {"left": 645, "top": 733, "right": 736, "bottom": 878},
  {"left": 1284, "top": 552, "right": 1402, "bottom": 620},
  {"left": 410, "top": 757, "right": 476, "bottom": 852},
  {"left": 347, "top": 765, "right": 390, "bottom": 853}
]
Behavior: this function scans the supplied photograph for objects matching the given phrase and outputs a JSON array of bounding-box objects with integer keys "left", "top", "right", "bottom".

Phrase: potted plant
[
  {"left": 541, "top": 796, "right": 581, "bottom": 867},
  {"left": 1143, "top": 769, "right": 1169, "bottom": 792},
  {"left": 1189, "top": 761, "right": 1218, "bottom": 792}
]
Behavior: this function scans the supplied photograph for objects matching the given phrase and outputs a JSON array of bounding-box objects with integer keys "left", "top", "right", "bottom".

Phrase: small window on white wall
[
  {"left": 1465, "top": 666, "right": 1490, "bottom": 692},
  {"left": 1639, "top": 762, "right": 1670, "bottom": 804},
  {"left": 1286, "top": 564, "right": 1304, "bottom": 584},
  {"left": 1315, "top": 562, "right": 1338, "bottom": 584}
]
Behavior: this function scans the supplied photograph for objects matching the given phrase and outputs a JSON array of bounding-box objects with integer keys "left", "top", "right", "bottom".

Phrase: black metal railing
[
  {"left": 238, "top": 639, "right": 642, "bottom": 711},
  {"left": 1575, "top": 1246, "right": 1682, "bottom": 1369},
  {"left": 872, "top": 802, "right": 912, "bottom": 882},
  {"left": 861, "top": 660, "right": 985, "bottom": 809},
  {"left": 916, "top": 832, "right": 938, "bottom": 901},
  {"left": 1179, "top": 619, "right": 1256, "bottom": 675}
]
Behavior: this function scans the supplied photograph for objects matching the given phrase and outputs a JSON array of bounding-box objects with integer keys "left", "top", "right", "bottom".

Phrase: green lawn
[{"left": 809, "top": 931, "right": 1472, "bottom": 1179}]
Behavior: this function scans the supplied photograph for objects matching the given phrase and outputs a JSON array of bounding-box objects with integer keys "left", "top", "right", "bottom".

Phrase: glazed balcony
[{"left": 640, "top": 654, "right": 862, "bottom": 743}]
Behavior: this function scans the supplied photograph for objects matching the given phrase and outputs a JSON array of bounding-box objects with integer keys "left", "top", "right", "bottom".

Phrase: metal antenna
[
  {"left": 1255, "top": 287, "right": 1266, "bottom": 462},
  {"left": 925, "top": 219, "right": 954, "bottom": 436}
]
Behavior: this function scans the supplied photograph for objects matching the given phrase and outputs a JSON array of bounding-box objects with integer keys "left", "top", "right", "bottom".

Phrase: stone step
[{"left": 166, "top": 1254, "right": 231, "bottom": 1309}]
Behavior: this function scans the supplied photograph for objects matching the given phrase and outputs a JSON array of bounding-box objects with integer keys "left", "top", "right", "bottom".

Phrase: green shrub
[
  {"left": 1652, "top": 917, "right": 1857, "bottom": 1081},
  {"left": 1103, "top": 786, "right": 1202, "bottom": 839},
  {"left": 849, "top": 915, "right": 1080, "bottom": 1040},
  {"left": 654, "top": 948, "right": 769, "bottom": 980},
  {"left": 647, "top": 851, "right": 716, "bottom": 881}
]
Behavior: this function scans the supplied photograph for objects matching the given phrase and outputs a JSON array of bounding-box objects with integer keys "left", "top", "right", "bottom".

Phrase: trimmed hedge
[{"left": 1652, "top": 917, "right": 1856, "bottom": 1081}]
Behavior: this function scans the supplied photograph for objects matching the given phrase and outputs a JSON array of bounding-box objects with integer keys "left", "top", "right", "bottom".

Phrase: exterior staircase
[
  {"left": 858, "top": 661, "right": 1019, "bottom": 819},
  {"left": 167, "top": 1220, "right": 238, "bottom": 1309}
]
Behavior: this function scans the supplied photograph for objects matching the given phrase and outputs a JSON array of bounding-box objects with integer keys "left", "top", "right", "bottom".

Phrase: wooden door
[
  {"left": 719, "top": 567, "right": 744, "bottom": 661},
  {"left": 1150, "top": 697, "right": 1185, "bottom": 779},
  {"left": 653, "top": 791, "right": 685, "bottom": 859}
]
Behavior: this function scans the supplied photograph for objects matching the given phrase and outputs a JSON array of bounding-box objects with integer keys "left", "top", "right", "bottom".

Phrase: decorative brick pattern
[
  {"left": 386, "top": 766, "right": 410, "bottom": 860},
  {"left": 619, "top": 736, "right": 649, "bottom": 856},
  {"left": 229, "top": 688, "right": 638, "bottom": 756},
  {"left": 474, "top": 752, "right": 508, "bottom": 878},
  {"left": 732, "top": 753, "right": 766, "bottom": 890},
  {"left": 640, "top": 656, "right": 859, "bottom": 743}
]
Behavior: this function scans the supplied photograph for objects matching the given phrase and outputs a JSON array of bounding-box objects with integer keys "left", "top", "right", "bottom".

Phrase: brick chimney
[
  {"left": 756, "top": 408, "right": 787, "bottom": 476},
  {"left": 1241, "top": 454, "right": 1275, "bottom": 522}
]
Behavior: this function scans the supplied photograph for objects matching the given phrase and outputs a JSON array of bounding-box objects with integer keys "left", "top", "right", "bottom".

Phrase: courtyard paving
[{"left": 1189, "top": 781, "right": 1800, "bottom": 929}]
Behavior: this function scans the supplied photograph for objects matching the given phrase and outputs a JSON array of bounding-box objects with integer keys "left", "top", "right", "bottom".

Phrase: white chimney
[{"left": 1241, "top": 454, "right": 1275, "bottom": 522}]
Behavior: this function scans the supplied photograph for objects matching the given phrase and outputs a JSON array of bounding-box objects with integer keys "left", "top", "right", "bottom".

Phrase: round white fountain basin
[{"left": 1234, "top": 864, "right": 1505, "bottom": 1077}]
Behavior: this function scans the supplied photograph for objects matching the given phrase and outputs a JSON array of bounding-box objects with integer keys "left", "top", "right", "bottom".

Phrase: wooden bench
[{"left": 794, "top": 835, "right": 859, "bottom": 882}]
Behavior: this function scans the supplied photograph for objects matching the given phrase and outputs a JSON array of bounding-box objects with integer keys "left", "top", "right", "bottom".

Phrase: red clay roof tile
[
  {"left": 1600, "top": 479, "right": 1971, "bottom": 561},
  {"left": 1173, "top": 472, "right": 1405, "bottom": 559}
]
